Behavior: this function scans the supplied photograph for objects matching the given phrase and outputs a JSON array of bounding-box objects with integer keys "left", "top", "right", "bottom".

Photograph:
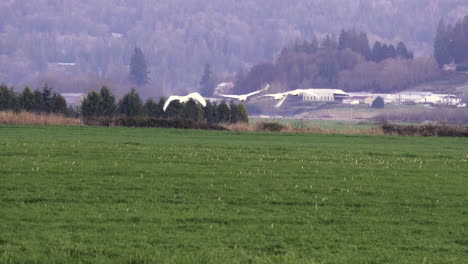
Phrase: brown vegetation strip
[{"left": 0, "top": 112, "right": 83, "bottom": 126}]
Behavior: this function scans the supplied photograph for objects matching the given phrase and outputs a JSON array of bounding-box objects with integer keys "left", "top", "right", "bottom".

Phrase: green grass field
[{"left": 1, "top": 125, "right": 467, "bottom": 263}]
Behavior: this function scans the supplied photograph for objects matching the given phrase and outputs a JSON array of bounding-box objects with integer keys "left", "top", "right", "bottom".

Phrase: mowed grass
[{"left": 0, "top": 125, "right": 467, "bottom": 264}]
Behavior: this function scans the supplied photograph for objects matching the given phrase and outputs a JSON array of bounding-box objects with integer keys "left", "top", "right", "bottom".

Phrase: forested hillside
[{"left": 0, "top": 0, "right": 466, "bottom": 96}]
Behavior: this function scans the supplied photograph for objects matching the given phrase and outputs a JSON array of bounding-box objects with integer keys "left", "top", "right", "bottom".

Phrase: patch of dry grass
[{"left": 0, "top": 111, "right": 83, "bottom": 126}]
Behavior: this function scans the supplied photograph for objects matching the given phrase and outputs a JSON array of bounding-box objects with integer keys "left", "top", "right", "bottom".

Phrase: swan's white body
[
  {"left": 264, "top": 89, "right": 318, "bottom": 108},
  {"left": 163, "top": 92, "right": 207, "bottom": 111},
  {"left": 219, "top": 83, "right": 270, "bottom": 102}
]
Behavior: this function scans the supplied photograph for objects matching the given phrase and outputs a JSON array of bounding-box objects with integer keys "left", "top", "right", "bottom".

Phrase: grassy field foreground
[{"left": 0, "top": 125, "right": 467, "bottom": 263}]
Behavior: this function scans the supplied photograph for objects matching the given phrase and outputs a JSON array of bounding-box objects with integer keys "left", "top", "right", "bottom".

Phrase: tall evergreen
[
  {"left": 19, "top": 86, "right": 36, "bottom": 111},
  {"left": 199, "top": 63, "right": 215, "bottom": 96},
  {"left": 182, "top": 99, "right": 200, "bottom": 121},
  {"left": 204, "top": 101, "right": 217, "bottom": 124},
  {"left": 165, "top": 100, "right": 184, "bottom": 119},
  {"left": 434, "top": 19, "right": 451, "bottom": 67},
  {"left": 33, "top": 90, "right": 45, "bottom": 112},
  {"left": 216, "top": 101, "right": 230, "bottom": 123},
  {"left": 41, "top": 84, "right": 54, "bottom": 112},
  {"left": 449, "top": 22, "right": 467, "bottom": 63},
  {"left": 99, "top": 86, "right": 117, "bottom": 116},
  {"left": 144, "top": 98, "right": 162, "bottom": 118},
  {"left": 129, "top": 47, "right": 149, "bottom": 86},
  {"left": 0, "top": 84, "right": 17, "bottom": 110},
  {"left": 52, "top": 93, "right": 68, "bottom": 114},
  {"left": 372, "top": 41, "right": 384, "bottom": 62},
  {"left": 396, "top": 42, "right": 413, "bottom": 59},
  {"left": 118, "top": 88, "right": 144, "bottom": 116},
  {"left": 81, "top": 91, "right": 103, "bottom": 117},
  {"left": 358, "top": 32, "right": 372, "bottom": 60}
]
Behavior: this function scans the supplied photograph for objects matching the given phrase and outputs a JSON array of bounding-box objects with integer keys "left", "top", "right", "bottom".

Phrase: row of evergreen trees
[
  {"left": 434, "top": 16, "right": 468, "bottom": 67},
  {"left": 81, "top": 87, "right": 249, "bottom": 124},
  {"left": 281, "top": 29, "right": 413, "bottom": 62},
  {"left": 0, "top": 84, "right": 68, "bottom": 113},
  {"left": 0, "top": 84, "right": 250, "bottom": 124}
]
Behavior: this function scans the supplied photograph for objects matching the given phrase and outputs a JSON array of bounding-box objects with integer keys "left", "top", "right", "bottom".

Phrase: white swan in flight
[
  {"left": 218, "top": 83, "right": 270, "bottom": 102},
  {"left": 163, "top": 92, "right": 207, "bottom": 112},
  {"left": 264, "top": 89, "right": 317, "bottom": 108}
]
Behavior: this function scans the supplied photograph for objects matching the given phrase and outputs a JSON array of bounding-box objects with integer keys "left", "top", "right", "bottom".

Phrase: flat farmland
[{"left": 0, "top": 125, "right": 467, "bottom": 263}]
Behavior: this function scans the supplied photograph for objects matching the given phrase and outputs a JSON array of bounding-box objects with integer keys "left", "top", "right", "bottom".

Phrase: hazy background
[{"left": 0, "top": 0, "right": 467, "bottom": 97}]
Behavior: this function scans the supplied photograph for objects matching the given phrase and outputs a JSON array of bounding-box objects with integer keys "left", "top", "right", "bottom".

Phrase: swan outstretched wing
[
  {"left": 187, "top": 92, "right": 207, "bottom": 107},
  {"left": 245, "top": 83, "right": 271, "bottom": 97},
  {"left": 219, "top": 94, "right": 242, "bottom": 100},
  {"left": 264, "top": 93, "right": 286, "bottom": 100},
  {"left": 163, "top": 96, "right": 181, "bottom": 112},
  {"left": 260, "top": 83, "right": 270, "bottom": 92},
  {"left": 164, "top": 93, "right": 207, "bottom": 112},
  {"left": 275, "top": 95, "right": 289, "bottom": 108}
]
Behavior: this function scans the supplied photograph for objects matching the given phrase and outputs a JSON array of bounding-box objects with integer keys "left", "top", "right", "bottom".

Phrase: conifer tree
[
  {"left": 165, "top": 100, "right": 184, "bottom": 119},
  {"left": 52, "top": 93, "right": 68, "bottom": 114},
  {"left": 216, "top": 101, "right": 230, "bottom": 123},
  {"left": 144, "top": 98, "right": 162, "bottom": 118},
  {"left": 33, "top": 90, "right": 44, "bottom": 112},
  {"left": 204, "top": 101, "right": 217, "bottom": 124},
  {"left": 434, "top": 19, "right": 450, "bottom": 67},
  {"left": 129, "top": 47, "right": 149, "bottom": 86},
  {"left": 118, "top": 88, "right": 144, "bottom": 116},
  {"left": 81, "top": 91, "right": 103, "bottom": 117},
  {"left": 41, "top": 84, "right": 54, "bottom": 112},
  {"left": 0, "top": 84, "right": 17, "bottom": 111},
  {"left": 372, "top": 41, "right": 384, "bottom": 62},
  {"left": 19, "top": 86, "right": 36, "bottom": 111},
  {"left": 99, "top": 86, "right": 117, "bottom": 116},
  {"left": 199, "top": 63, "right": 215, "bottom": 96},
  {"left": 396, "top": 42, "right": 413, "bottom": 59}
]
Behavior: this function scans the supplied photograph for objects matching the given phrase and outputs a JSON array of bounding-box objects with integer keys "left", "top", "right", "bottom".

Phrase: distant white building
[
  {"left": 343, "top": 99, "right": 360, "bottom": 105},
  {"left": 443, "top": 62, "right": 457, "bottom": 72},
  {"left": 61, "top": 93, "right": 86, "bottom": 107},
  {"left": 393, "top": 91, "right": 433, "bottom": 104},
  {"left": 341, "top": 90, "right": 462, "bottom": 106},
  {"left": 302, "top": 89, "right": 347, "bottom": 102},
  {"left": 438, "top": 94, "right": 462, "bottom": 106},
  {"left": 346, "top": 92, "right": 374, "bottom": 104}
]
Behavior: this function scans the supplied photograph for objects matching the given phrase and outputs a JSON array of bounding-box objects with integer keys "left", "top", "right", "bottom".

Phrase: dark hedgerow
[
  {"left": 381, "top": 124, "right": 468, "bottom": 137},
  {"left": 256, "top": 122, "right": 287, "bottom": 132},
  {"left": 83, "top": 116, "right": 227, "bottom": 130}
]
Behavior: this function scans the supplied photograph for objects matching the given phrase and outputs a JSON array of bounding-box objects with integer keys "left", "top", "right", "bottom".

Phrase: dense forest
[
  {"left": 434, "top": 16, "right": 468, "bottom": 69},
  {"left": 234, "top": 30, "right": 440, "bottom": 94},
  {"left": 0, "top": 0, "right": 466, "bottom": 97}
]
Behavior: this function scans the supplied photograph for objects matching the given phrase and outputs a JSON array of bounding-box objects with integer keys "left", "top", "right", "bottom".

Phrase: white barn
[{"left": 302, "top": 89, "right": 347, "bottom": 102}]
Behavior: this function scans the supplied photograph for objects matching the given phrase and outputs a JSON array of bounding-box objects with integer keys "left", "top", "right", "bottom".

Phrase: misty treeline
[
  {"left": 0, "top": 84, "right": 68, "bottom": 114},
  {"left": 0, "top": 84, "right": 248, "bottom": 124},
  {"left": 434, "top": 15, "right": 468, "bottom": 69},
  {"left": 0, "top": 0, "right": 465, "bottom": 94},
  {"left": 233, "top": 30, "right": 440, "bottom": 94}
]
